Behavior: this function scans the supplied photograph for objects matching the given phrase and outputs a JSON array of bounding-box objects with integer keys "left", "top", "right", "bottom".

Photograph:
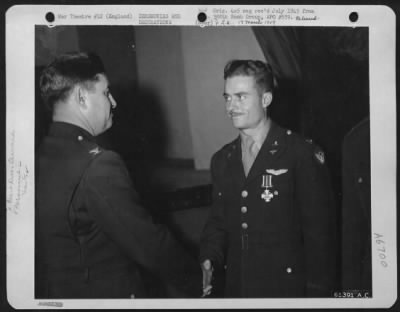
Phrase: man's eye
[
  {"left": 224, "top": 96, "right": 231, "bottom": 102},
  {"left": 239, "top": 94, "right": 246, "bottom": 100}
]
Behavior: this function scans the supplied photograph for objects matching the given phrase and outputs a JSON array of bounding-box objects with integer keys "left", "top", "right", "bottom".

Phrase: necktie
[{"left": 242, "top": 137, "right": 259, "bottom": 177}]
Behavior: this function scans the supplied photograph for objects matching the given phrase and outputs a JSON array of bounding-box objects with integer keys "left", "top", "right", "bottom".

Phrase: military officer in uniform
[
  {"left": 341, "top": 117, "right": 371, "bottom": 296},
  {"left": 36, "top": 52, "right": 200, "bottom": 298},
  {"left": 199, "top": 60, "right": 336, "bottom": 298}
]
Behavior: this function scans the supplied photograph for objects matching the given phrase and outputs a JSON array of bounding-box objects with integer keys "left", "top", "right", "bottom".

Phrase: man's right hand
[{"left": 201, "top": 259, "right": 213, "bottom": 297}]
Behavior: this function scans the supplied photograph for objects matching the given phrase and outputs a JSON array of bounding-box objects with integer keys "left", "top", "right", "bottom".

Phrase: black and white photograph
[{"left": 5, "top": 5, "right": 397, "bottom": 309}]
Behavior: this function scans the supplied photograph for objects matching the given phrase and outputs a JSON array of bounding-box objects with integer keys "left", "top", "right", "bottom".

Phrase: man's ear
[
  {"left": 262, "top": 91, "right": 273, "bottom": 109},
  {"left": 76, "top": 86, "right": 88, "bottom": 110}
]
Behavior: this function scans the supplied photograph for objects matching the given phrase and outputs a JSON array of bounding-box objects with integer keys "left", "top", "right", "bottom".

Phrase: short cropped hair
[
  {"left": 39, "top": 52, "right": 105, "bottom": 110},
  {"left": 224, "top": 60, "right": 274, "bottom": 93}
]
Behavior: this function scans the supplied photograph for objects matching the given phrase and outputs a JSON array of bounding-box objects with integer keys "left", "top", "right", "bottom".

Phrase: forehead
[
  {"left": 224, "top": 75, "right": 257, "bottom": 93},
  {"left": 76, "top": 73, "right": 108, "bottom": 96},
  {"left": 95, "top": 73, "right": 108, "bottom": 87}
]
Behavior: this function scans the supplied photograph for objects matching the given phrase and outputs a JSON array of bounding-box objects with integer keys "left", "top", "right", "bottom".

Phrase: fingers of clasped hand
[{"left": 201, "top": 259, "right": 213, "bottom": 298}]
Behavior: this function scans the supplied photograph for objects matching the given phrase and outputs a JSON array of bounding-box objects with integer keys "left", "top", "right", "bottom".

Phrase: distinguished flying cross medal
[
  {"left": 261, "top": 174, "right": 274, "bottom": 202},
  {"left": 261, "top": 169, "right": 288, "bottom": 202}
]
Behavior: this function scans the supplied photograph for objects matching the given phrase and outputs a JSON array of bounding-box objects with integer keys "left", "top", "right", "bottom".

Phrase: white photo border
[{"left": 5, "top": 4, "right": 397, "bottom": 309}]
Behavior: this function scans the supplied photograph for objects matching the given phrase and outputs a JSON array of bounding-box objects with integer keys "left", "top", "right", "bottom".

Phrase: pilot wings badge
[{"left": 266, "top": 169, "right": 288, "bottom": 175}]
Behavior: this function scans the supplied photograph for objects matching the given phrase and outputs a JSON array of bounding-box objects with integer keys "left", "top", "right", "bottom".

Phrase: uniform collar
[
  {"left": 235, "top": 121, "right": 285, "bottom": 151},
  {"left": 239, "top": 121, "right": 288, "bottom": 184},
  {"left": 48, "top": 122, "right": 96, "bottom": 142},
  {"left": 260, "top": 121, "right": 286, "bottom": 151},
  {"left": 222, "top": 121, "right": 288, "bottom": 188},
  {"left": 239, "top": 119, "right": 270, "bottom": 151}
]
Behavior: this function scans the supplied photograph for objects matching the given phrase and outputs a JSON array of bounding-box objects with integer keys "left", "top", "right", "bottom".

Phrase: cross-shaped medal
[{"left": 261, "top": 189, "right": 274, "bottom": 202}]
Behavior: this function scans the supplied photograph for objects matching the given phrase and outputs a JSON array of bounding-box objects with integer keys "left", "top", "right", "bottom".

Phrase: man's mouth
[{"left": 229, "top": 111, "right": 245, "bottom": 118}]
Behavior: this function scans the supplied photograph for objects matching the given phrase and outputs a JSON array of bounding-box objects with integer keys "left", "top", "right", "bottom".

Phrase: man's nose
[
  {"left": 227, "top": 98, "right": 239, "bottom": 111},
  {"left": 110, "top": 94, "right": 117, "bottom": 109}
]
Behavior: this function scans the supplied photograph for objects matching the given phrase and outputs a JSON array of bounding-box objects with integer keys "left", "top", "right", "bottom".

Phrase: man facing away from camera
[
  {"left": 200, "top": 60, "right": 337, "bottom": 298},
  {"left": 36, "top": 52, "right": 200, "bottom": 299}
]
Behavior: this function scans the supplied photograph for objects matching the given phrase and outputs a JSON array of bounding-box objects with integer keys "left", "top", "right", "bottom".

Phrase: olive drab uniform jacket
[
  {"left": 36, "top": 122, "right": 200, "bottom": 298},
  {"left": 341, "top": 118, "right": 371, "bottom": 295},
  {"left": 200, "top": 121, "right": 336, "bottom": 298}
]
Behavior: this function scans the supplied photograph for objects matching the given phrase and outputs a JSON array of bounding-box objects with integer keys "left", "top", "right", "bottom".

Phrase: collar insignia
[{"left": 89, "top": 147, "right": 101, "bottom": 155}]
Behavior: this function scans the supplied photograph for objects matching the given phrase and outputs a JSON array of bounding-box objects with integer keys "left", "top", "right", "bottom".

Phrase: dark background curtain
[{"left": 253, "top": 27, "right": 303, "bottom": 132}]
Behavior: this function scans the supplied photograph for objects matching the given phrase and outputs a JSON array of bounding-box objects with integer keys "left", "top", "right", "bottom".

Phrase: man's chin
[
  {"left": 231, "top": 120, "right": 244, "bottom": 129},
  {"left": 98, "top": 122, "right": 112, "bottom": 135}
]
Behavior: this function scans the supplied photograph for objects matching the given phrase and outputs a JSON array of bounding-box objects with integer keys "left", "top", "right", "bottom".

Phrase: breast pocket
[
  {"left": 259, "top": 169, "right": 294, "bottom": 228},
  {"left": 269, "top": 169, "right": 292, "bottom": 197}
]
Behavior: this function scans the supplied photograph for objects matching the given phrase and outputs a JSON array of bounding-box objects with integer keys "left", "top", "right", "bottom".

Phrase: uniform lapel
[
  {"left": 245, "top": 122, "right": 287, "bottom": 185},
  {"left": 226, "top": 137, "right": 247, "bottom": 189}
]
